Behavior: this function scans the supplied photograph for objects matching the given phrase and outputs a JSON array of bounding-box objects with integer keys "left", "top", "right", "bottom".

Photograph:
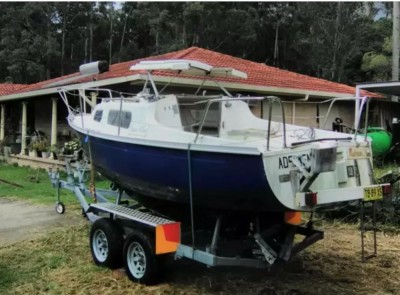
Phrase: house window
[
  {"left": 107, "top": 110, "right": 132, "bottom": 128},
  {"left": 94, "top": 110, "right": 103, "bottom": 122}
]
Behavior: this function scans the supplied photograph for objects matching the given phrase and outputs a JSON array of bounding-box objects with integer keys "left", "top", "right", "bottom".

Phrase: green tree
[
  {"left": 0, "top": 2, "right": 392, "bottom": 85},
  {"left": 361, "top": 18, "right": 393, "bottom": 81},
  {"left": 54, "top": 2, "right": 93, "bottom": 75},
  {"left": 0, "top": 2, "right": 60, "bottom": 83},
  {"left": 279, "top": 2, "right": 378, "bottom": 83}
]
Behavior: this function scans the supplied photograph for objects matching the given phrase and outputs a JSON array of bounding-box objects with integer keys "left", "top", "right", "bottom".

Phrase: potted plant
[
  {"left": 28, "top": 142, "right": 37, "bottom": 157},
  {"left": 63, "top": 139, "right": 81, "bottom": 158},
  {"left": 0, "top": 136, "right": 12, "bottom": 156},
  {"left": 41, "top": 146, "right": 51, "bottom": 159},
  {"left": 33, "top": 140, "right": 49, "bottom": 158}
]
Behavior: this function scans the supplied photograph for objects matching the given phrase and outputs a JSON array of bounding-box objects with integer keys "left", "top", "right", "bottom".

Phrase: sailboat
[{"left": 58, "top": 59, "right": 387, "bottom": 222}]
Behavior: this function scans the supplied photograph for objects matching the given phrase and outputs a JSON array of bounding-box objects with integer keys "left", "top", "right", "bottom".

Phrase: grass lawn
[
  {"left": 1, "top": 222, "right": 400, "bottom": 295},
  {"left": 0, "top": 162, "right": 109, "bottom": 206},
  {"left": 1, "top": 162, "right": 400, "bottom": 294},
  {"left": 0, "top": 162, "right": 75, "bottom": 205}
]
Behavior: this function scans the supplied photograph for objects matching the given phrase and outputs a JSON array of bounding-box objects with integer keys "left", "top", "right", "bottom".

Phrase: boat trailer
[{"left": 48, "top": 160, "right": 324, "bottom": 284}]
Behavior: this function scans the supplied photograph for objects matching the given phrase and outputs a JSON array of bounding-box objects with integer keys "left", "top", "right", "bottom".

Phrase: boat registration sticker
[
  {"left": 348, "top": 147, "right": 371, "bottom": 160},
  {"left": 348, "top": 147, "right": 371, "bottom": 159},
  {"left": 363, "top": 187, "right": 383, "bottom": 202}
]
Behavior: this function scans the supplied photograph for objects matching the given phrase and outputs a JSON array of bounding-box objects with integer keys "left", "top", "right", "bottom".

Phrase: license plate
[{"left": 363, "top": 187, "right": 383, "bottom": 201}]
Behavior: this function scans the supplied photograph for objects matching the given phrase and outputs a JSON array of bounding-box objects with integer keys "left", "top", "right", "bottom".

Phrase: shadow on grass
[
  {"left": 159, "top": 251, "right": 365, "bottom": 295},
  {"left": 0, "top": 263, "right": 17, "bottom": 292}
]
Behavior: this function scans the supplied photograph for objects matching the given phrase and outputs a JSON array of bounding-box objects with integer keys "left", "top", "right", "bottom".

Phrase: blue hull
[{"left": 79, "top": 134, "right": 285, "bottom": 215}]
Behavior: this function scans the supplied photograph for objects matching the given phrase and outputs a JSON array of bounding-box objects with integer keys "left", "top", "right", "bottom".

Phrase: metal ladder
[
  {"left": 358, "top": 158, "right": 380, "bottom": 262},
  {"left": 360, "top": 199, "right": 379, "bottom": 262},
  {"left": 88, "top": 202, "right": 175, "bottom": 226}
]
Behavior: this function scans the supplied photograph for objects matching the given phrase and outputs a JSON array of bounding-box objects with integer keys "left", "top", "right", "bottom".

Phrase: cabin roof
[{"left": 0, "top": 47, "right": 380, "bottom": 101}]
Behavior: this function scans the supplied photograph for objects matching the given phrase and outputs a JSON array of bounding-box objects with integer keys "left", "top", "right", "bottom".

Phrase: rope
[
  {"left": 86, "top": 133, "right": 97, "bottom": 203},
  {"left": 294, "top": 127, "right": 316, "bottom": 140}
]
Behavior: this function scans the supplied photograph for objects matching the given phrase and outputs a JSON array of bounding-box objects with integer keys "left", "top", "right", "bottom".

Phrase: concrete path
[{"left": 0, "top": 198, "right": 82, "bottom": 247}]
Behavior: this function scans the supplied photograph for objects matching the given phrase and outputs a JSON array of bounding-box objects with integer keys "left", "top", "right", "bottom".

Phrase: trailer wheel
[
  {"left": 90, "top": 218, "right": 123, "bottom": 269},
  {"left": 55, "top": 202, "right": 65, "bottom": 214},
  {"left": 123, "top": 230, "right": 160, "bottom": 285}
]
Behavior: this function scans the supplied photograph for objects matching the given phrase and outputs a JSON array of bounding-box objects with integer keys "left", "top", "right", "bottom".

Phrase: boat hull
[{"left": 78, "top": 133, "right": 286, "bottom": 217}]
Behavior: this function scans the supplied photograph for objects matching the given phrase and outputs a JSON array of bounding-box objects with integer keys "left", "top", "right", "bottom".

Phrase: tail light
[
  {"left": 305, "top": 192, "right": 318, "bottom": 206},
  {"left": 382, "top": 184, "right": 391, "bottom": 197}
]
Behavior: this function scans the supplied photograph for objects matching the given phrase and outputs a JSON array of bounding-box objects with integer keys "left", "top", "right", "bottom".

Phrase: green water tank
[{"left": 365, "top": 127, "right": 392, "bottom": 157}]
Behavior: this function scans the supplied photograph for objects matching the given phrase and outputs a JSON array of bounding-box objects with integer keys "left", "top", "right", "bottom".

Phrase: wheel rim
[
  {"left": 93, "top": 229, "right": 108, "bottom": 262},
  {"left": 56, "top": 203, "right": 64, "bottom": 214},
  {"left": 126, "top": 241, "right": 146, "bottom": 279}
]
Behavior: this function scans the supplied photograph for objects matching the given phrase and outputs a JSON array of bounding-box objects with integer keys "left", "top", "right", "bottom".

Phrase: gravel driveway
[{"left": 0, "top": 198, "right": 83, "bottom": 247}]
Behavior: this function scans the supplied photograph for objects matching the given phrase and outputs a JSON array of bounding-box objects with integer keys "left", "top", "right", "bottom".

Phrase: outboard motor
[{"left": 332, "top": 117, "right": 344, "bottom": 132}]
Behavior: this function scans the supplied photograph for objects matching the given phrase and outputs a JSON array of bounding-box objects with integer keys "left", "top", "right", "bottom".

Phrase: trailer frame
[{"left": 49, "top": 160, "right": 324, "bottom": 284}]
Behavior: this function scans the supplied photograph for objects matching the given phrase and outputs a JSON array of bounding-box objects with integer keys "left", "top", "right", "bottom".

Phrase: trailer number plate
[{"left": 363, "top": 187, "right": 383, "bottom": 202}]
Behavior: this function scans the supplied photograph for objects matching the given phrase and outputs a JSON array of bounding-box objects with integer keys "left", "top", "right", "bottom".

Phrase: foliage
[
  {"left": 63, "top": 139, "right": 80, "bottom": 154},
  {"left": 0, "top": 3, "right": 60, "bottom": 83},
  {"left": 322, "top": 163, "right": 400, "bottom": 227},
  {"left": 49, "top": 144, "right": 58, "bottom": 153},
  {"left": 31, "top": 140, "right": 49, "bottom": 152},
  {"left": 0, "top": 135, "right": 13, "bottom": 147},
  {"left": 0, "top": 2, "right": 394, "bottom": 85},
  {"left": 362, "top": 52, "right": 391, "bottom": 81},
  {"left": 360, "top": 18, "right": 393, "bottom": 81}
]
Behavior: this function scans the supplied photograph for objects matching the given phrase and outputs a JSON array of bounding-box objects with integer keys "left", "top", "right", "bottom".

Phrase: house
[
  {"left": 0, "top": 83, "right": 27, "bottom": 145},
  {"left": 0, "top": 47, "right": 385, "bottom": 167}
]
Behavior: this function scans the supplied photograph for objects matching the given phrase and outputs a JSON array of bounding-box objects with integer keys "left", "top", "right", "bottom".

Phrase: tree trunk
[
  {"left": 119, "top": 6, "right": 133, "bottom": 62},
  {"left": 84, "top": 38, "right": 88, "bottom": 63},
  {"left": 46, "top": 17, "right": 51, "bottom": 80},
  {"left": 61, "top": 21, "right": 66, "bottom": 76},
  {"left": 109, "top": 10, "right": 113, "bottom": 65},
  {"left": 182, "top": 24, "right": 187, "bottom": 47},
  {"left": 89, "top": 2, "right": 93, "bottom": 62},
  {"left": 393, "top": 1, "right": 399, "bottom": 81},
  {"left": 330, "top": 2, "right": 342, "bottom": 81},
  {"left": 155, "top": 30, "right": 159, "bottom": 54},
  {"left": 273, "top": 22, "right": 279, "bottom": 66}
]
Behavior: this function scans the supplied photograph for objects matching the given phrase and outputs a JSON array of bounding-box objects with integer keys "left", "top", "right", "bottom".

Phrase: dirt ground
[
  {"left": 1, "top": 199, "right": 400, "bottom": 294},
  {"left": 0, "top": 198, "right": 83, "bottom": 247},
  {"left": 143, "top": 224, "right": 400, "bottom": 295}
]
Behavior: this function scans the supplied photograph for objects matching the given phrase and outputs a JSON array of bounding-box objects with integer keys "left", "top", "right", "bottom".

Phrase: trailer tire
[
  {"left": 55, "top": 202, "right": 65, "bottom": 214},
  {"left": 123, "top": 230, "right": 160, "bottom": 285},
  {"left": 90, "top": 218, "right": 123, "bottom": 269}
]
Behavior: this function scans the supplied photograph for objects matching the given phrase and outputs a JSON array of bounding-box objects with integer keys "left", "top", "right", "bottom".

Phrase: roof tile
[
  {"left": 5, "top": 47, "right": 379, "bottom": 98},
  {"left": 0, "top": 83, "right": 27, "bottom": 95}
]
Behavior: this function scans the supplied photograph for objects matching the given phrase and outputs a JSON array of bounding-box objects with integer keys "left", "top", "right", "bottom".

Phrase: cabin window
[
  {"left": 94, "top": 110, "right": 103, "bottom": 122},
  {"left": 107, "top": 110, "right": 132, "bottom": 128}
]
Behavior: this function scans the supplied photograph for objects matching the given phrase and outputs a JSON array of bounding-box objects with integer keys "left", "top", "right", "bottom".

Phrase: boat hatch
[{"left": 130, "top": 59, "right": 247, "bottom": 79}]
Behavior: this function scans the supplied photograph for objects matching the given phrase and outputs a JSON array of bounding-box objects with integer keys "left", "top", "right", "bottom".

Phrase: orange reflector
[
  {"left": 155, "top": 222, "right": 181, "bottom": 255},
  {"left": 284, "top": 211, "right": 302, "bottom": 225}
]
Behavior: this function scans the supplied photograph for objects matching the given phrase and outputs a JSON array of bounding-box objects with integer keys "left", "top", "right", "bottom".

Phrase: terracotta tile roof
[
  {"left": 6, "top": 47, "right": 379, "bottom": 98},
  {"left": 0, "top": 83, "right": 27, "bottom": 95}
]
